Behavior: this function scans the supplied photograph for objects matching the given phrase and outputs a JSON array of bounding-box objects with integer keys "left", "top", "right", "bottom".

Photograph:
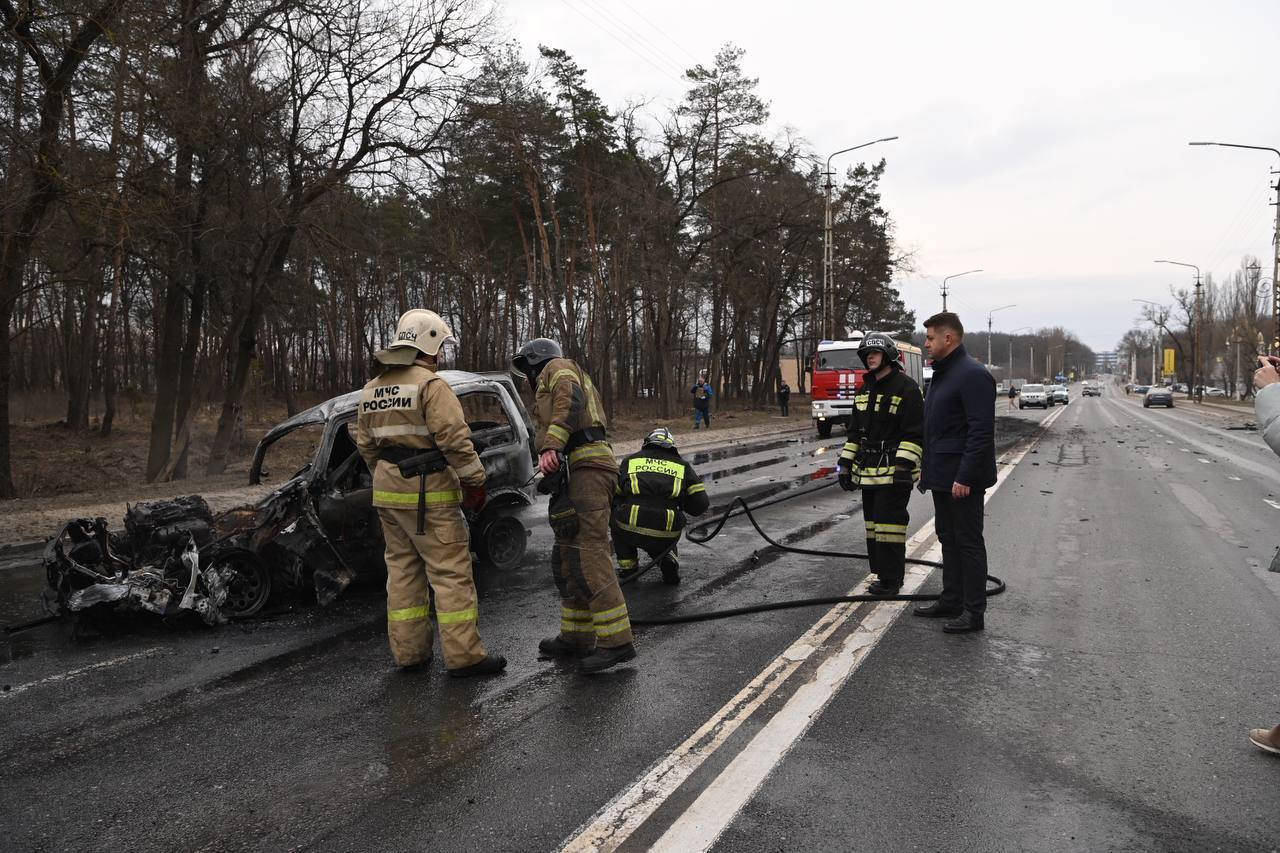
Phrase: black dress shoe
[
  {"left": 942, "top": 612, "right": 984, "bottom": 633},
  {"left": 913, "top": 602, "right": 962, "bottom": 618},
  {"left": 867, "top": 580, "right": 901, "bottom": 596}
]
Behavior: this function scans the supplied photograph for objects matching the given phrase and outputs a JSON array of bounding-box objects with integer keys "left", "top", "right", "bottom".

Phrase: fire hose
[{"left": 622, "top": 476, "right": 1005, "bottom": 625}]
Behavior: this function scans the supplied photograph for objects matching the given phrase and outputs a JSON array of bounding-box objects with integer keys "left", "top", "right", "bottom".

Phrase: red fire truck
[{"left": 809, "top": 334, "right": 925, "bottom": 437}]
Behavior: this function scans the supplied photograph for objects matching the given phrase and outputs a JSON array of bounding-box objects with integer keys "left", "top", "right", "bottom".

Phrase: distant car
[
  {"left": 1018, "top": 383, "right": 1050, "bottom": 409},
  {"left": 1082, "top": 382, "right": 1101, "bottom": 397},
  {"left": 1144, "top": 386, "right": 1174, "bottom": 408},
  {"left": 1172, "top": 383, "right": 1188, "bottom": 393},
  {"left": 1133, "top": 384, "right": 1150, "bottom": 395},
  {"left": 1050, "top": 384, "right": 1070, "bottom": 404},
  {"left": 1202, "top": 386, "right": 1227, "bottom": 397}
]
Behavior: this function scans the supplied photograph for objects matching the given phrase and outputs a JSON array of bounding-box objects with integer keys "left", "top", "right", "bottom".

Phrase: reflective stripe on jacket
[
  {"left": 838, "top": 367, "right": 925, "bottom": 489},
  {"left": 612, "top": 445, "right": 710, "bottom": 538},
  {"left": 356, "top": 359, "right": 486, "bottom": 510},
  {"left": 535, "top": 357, "right": 616, "bottom": 473}
]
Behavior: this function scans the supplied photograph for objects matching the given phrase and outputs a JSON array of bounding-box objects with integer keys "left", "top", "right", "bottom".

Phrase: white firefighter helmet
[
  {"left": 375, "top": 309, "right": 457, "bottom": 366},
  {"left": 643, "top": 427, "right": 677, "bottom": 451}
]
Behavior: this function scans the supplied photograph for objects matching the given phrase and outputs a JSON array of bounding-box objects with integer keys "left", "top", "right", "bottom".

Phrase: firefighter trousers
[
  {"left": 378, "top": 505, "right": 488, "bottom": 669},
  {"left": 860, "top": 484, "right": 911, "bottom": 588},
  {"left": 612, "top": 527, "right": 679, "bottom": 573},
  {"left": 552, "top": 465, "right": 634, "bottom": 649}
]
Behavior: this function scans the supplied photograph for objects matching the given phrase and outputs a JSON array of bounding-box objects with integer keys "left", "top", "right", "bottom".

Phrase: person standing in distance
[
  {"left": 691, "top": 370, "right": 714, "bottom": 429},
  {"left": 913, "top": 312, "right": 997, "bottom": 633},
  {"left": 356, "top": 309, "right": 506, "bottom": 677},
  {"left": 835, "top": 333, "right": 924, "bottom": 595},
  {"left": 513, "top": 338, "right": 636, "bottom": 674},
  {"left": 778, "top": 380, "right": 791, "bottom": 417}
]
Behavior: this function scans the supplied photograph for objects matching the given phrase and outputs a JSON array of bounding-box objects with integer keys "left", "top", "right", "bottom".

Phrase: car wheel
[
  {"left": 1019, "top": 403, "right": 1024, "bottom": 410},
  {"left": 477, "top": 513, "right": 528, "bottom": 572},
  {"left": 203, "top": 547, "right": 272, "bottom": 619},
  {"left": 1143, "top": 402, "right": 1149, "bottom": 408},
  {"left": 816, "top": 420, "right": 832, "bottom": 438}
]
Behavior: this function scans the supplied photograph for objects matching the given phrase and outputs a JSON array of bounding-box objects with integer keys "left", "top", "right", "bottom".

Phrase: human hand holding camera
[{"left": 1254, "top": 355, "right": 1280, "bottom": 391}]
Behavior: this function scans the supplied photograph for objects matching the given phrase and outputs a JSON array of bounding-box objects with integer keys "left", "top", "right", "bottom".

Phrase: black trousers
[
  {"left": 779, "top": 398, "right": 789, "bottom": 416},
  {"left": 931, "top": 489, "right": 988, "bottom": 614},
  {"left": 861, "top": 484, "right": 911, "bottom": 588}
]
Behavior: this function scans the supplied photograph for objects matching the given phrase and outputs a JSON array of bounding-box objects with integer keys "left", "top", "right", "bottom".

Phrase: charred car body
[{"left": 44, "top": 371, "right": 537, "bottom": 625}]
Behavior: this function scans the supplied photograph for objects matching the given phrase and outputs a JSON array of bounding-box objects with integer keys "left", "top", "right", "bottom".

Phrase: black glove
[{"left": 837, "top": 463, "right": 855, "bottom": 492}]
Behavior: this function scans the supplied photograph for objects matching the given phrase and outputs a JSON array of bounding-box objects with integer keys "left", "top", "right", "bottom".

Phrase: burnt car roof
[{"left": 259, "top": 370, "right": 512, "bottom": 442}]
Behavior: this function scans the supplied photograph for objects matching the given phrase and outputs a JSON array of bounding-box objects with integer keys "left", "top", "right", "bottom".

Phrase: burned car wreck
[{"left": 44, "top": 371, "right": 538, "bottom": 625}]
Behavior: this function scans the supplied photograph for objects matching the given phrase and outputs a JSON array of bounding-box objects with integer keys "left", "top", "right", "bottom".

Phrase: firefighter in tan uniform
[
  {"left": 512, "top": 337, "right": 636, "bottom": 674},
  {"left": 356, "top": 309, "right": 506, "bottom": 677}
]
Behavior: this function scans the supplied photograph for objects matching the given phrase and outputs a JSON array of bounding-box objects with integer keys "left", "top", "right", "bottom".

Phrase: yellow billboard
[{"left": 1163, "top": 347, "right": 1176, "bottom": 375}]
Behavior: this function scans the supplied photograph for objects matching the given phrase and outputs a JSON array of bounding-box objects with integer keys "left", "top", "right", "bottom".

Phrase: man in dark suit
[{"left": 914, "top": 312, "right": 997, "bottom": 633}]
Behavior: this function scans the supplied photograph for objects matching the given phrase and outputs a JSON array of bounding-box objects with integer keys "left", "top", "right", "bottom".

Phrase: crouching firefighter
[
  {"left": 612, "top": 428, "right": 710, "bottom": 585},
  {"left": 512, "top": 338, "right": 636, "bottom": 674},
  {"left": 836, "top": 332, "right": 925, "bottom": 596},
  {"left": 356, "top": 309, "right": 506, "bottom": 678}
]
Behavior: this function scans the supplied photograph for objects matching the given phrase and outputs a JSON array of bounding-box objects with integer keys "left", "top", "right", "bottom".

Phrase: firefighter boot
[
  {"left": 539, "top": 636, "right": 594, "bottom": 660},
  {"left": 579, "top": 642, "right": 637, "bottom": 674},
  {"left": 660, "top": 553, "right": 680, "bottom": 586},
  {"left": 448, "top": 653, "right": 508, "bottom": 678}
]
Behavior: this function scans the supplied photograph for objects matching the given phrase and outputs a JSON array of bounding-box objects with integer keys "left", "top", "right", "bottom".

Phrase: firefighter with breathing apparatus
[{"left": 835, "top": 332, "right": 925, "bottom": 595}]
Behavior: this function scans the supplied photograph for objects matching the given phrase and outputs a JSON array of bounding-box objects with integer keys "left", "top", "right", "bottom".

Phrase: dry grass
[{"left": 4, "top": 390, "right": 810, "bottom": 504}]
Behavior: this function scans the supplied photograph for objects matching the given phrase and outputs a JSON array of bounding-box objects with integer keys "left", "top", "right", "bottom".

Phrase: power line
[
  {"left": 617, "top": 0, "right": 704, "bottom": 65},
  {"left": 583, "top": 0, "right": 691, "bottom": 76},
  {"left": 557, "top": 0, "right": 687, "bottom": 85}
]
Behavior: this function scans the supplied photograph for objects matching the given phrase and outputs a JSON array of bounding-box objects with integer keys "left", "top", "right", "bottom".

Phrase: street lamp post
[
  {"left": 1008, "top": 326, "right": 1031, "bottom": 381},
  {"left": 1134, "top": 298, "right": 1172, "bottom": 386},
  {"left": 986, "top": 304, "right": 1016, "bottom": 369},
  {"left": 823, "top": 136, "right": 898, "bottom": 340},
  {"left": 1189, "top": 141, "right": 1280, "bottom": 354},
  {"left": 940, "top": 269, "right": 982, "bottom": 312},
  {"left": 1155, "top": 259, "right": 1202, "bottom": 401}
]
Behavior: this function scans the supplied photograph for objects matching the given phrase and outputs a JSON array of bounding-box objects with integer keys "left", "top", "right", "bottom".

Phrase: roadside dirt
[{"left": 0, "top": 395, "right": 810, "bottom": 545}]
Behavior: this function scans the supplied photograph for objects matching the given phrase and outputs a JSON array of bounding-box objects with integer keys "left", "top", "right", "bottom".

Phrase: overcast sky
[{"left": 499, "top": 0, "right": 1280, "bottom": 351}]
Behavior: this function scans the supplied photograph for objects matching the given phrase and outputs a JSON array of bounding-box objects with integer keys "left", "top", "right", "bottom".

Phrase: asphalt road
[{"left": 2, "top": 391, "right": 1278, "bottom": 852}]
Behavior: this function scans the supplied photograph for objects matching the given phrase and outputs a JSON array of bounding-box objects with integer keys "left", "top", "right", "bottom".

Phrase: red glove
[{"left": 461, "top": 483, "right": 486, "bottom": 511}]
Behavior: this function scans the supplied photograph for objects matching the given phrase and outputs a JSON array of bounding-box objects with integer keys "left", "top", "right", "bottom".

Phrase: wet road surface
[{"left": 3, "top": 394, "right": 1277, "bottom": 852}]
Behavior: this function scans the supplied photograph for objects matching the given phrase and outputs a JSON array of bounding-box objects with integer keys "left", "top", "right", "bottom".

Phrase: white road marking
[
  {"left": 1228, "top": 476, "right": 1242, "bottom": 481},
  {"left": 1113, "top": 398, "right": 1280, "bottom": 488},
  {"left": 561, "top": 408, "right": 1060, "bottom": 853},
  {"left": 1265, "top": 500, "right": 1280, "bottom": 511},
  {"left": 1198, "top": 458, "right": 1212, "bottom": 464},
  {"left": 1, "top": 648, "right": 162, "bottom": 698}
]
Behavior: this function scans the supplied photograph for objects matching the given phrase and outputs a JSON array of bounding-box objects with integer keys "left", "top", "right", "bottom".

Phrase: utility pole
[
  {"left": 1008, "top": 326, "right": 1030, "bottom": 382},
  {"left": 941, "top": 269, "right": 982, "bottom": 312},
  {"left": 1155, "top": 259, "right": 1201, "bottom": 400},
  {"left": 822, "top": 137, "right": 897, "bottom": 340},
  {"left": 1189, "top": 141, "right": 1280, "bottom": 354},
  {"left": 985, "top": 304, "right": 1016, "bottom": 371}
]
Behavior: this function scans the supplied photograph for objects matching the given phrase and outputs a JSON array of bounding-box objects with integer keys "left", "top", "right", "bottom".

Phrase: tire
[
  {"left": 1143, "top": 401, "right": 1149, "bottom": 408},
  {"left": 1018, "top": 403, "right": 1024, "bottom": 410},
  {"left": 816, "top": 420, "right": 832, "bottom": 438},
  {"left": 477, "top": 513, "right": 528, "bottom": 572},
  {"left": 203, "top": 547, "right": 271, "bottom": 619}
]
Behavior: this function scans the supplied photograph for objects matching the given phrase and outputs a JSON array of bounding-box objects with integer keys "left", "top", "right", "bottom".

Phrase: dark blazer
[{"left": 921, "top": 344, "right": 997, "bottom": 491}]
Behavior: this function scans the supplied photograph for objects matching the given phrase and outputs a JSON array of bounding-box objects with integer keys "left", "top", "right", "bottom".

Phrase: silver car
[
  {"left": 1018, "top": 383, "right": 1049, "bottom": 409},
  {"left": 1050, "top": 384, "right": 1070, "bottom": 405},
  {"left": 1144, "top": 386, "right": 1174, "bottom": 408}
]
